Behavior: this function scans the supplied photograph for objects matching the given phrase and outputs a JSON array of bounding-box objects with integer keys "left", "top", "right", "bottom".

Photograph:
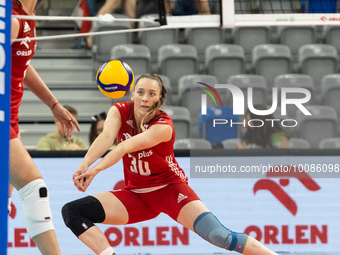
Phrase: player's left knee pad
[
  {"left": 18, "top": 179, "right": 55, "bottom": 238},
  {"left": 62, "top": 196, "right": 106, "bottom": 237},
  {"left": 193, "top": 212, "right": 249, "bottom": 254}
]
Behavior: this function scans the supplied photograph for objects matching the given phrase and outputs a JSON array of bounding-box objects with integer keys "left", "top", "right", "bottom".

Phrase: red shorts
[
  {"left": 111, "top": 182, "right": 200, "bottom": 224},
  {"left": 10, "top": 123, "right": 19, "bottom": 140}
]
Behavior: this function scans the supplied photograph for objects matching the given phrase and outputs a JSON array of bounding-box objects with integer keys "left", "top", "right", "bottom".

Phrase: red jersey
[
  {"left": 11, "top": 0, "right": 37, "bottom": 127},
  {"left": 114, "top": 101, "right": 188, "bottom": 190}
]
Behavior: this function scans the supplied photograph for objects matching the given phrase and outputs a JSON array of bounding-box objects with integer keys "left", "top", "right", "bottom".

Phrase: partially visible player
[
  {"left": 62, "top": 73, "right": 278, "bottom": 255},
  {"left": 11, "top": 0, "right": 80, "bottom": 254}
]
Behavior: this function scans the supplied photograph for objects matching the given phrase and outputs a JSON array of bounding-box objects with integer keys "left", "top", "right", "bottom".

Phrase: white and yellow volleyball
[{"left": 96, "top": 60, "right": 134, "bottom": 99}]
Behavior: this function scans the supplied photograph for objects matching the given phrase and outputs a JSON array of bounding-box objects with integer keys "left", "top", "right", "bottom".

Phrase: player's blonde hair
[{"left": 134, "top": 73, "right": 167, "bottom": 131}]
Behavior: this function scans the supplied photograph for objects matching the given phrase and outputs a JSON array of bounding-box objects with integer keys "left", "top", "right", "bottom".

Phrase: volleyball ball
[{"left": 96, "top": 60, "right": 134, "bottom": 99}]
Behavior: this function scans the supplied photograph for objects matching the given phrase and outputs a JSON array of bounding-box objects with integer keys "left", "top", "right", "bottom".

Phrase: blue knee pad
[{"left": 193, "top": 212, "right": 249, "bottom": 254}]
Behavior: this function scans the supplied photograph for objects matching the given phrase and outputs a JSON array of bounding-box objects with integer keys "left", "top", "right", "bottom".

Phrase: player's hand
[
  {"left": 74, "top": 168, "right": 98, "bottom": 192},
  {"left": 73, "top": 162, "right": 89, "bottom": 192},
  {"left": 52, "top": 103, "right": 81, "bottom": 138}
]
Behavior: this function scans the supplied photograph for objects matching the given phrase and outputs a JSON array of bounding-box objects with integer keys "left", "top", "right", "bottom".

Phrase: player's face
[{"left": 132, "top": 78, "right": 161, "bottom": 115}]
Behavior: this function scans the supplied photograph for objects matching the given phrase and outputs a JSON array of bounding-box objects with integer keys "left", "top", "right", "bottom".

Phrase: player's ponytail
[{"left": 136, "top": 73, "right": 167, "bottom": 131}]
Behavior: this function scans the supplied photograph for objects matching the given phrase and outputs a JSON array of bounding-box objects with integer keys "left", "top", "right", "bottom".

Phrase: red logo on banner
[{"left": 253, "top": 167, "right": 321, "bottom": 215}]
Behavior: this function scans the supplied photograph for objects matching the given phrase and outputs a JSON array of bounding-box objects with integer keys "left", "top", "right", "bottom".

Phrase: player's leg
[
  {"left": 10, "top": 138, "right": 61, "bottom": 255},
  {"left": 62, "top": 189, "right": 160, "bottom": 255},
  {"left": 176, "top": 192, "right": 278, "bottom": 254},
  {"left": 62, "top": 192, "right": 127, "bottom": 254}
]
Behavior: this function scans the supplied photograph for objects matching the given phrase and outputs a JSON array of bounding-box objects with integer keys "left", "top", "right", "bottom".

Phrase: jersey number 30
[{"left": 128, "top": 154, "right": 151, "bottom": 176}]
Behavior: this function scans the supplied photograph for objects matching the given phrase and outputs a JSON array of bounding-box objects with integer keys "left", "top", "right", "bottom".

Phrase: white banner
[{"left": 7, "top": 156, "right": 340, "bottom": 254}]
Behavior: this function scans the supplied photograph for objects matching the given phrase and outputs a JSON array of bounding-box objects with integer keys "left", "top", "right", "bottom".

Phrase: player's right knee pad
[
  {"left": 193, "top": 212, "right": 249, "bottom": 254},
  {"left": 18, "top": 179, "right": 55, "bottom": 238},
  {"left": 62, "top": 196, "right": 106, "bottom": 237}
]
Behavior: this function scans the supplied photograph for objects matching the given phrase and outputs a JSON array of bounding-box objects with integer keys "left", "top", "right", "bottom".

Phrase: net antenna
[{"left": 157, "top": 0, "right": 168, "bottom": 25}]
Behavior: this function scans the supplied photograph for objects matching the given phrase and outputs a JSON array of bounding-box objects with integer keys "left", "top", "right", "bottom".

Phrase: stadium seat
[
  {"left": 158, "top": 44, "right": 199, "bottom": 96},
  {"left": 296, "top": 105, "right": 338, "bottom": 148},
  {"left": 92, "top": 14, "right": 132, "bottom": 72},
  {"left": 319, "top": 137, "right": 340, "bottom": 149},
  {"left": 163, "top": 106, "right": 190, "bottom": 140},
  {"left": 205, "top": 44, "right": 245, "bottom": 83},
  {"left": 221, "top": 138, "right": 241, "bottom": 149},
  {"left": 321, "top": 74, "right": 340, "bottom": 116},
  {"left": 232, "top": 26, "right": 271, "bottom": 64},
  {"left": 298, "top": 44, "right": 338, "bottom": 93},
  {"left": 252, "top": 44, "right": 292, "bottom": 90},
  {"left": 278, "top": 26, "right": 316, "bottom": 61},
  {"left": 139, "top": 14, "right": 178, "bottom": 67},
  {"left": 274, "top": 74, "right": 315, "bottom": 117},
  {"left": 111, "top": 44, "right": 151, "bottom": 76},
  {"left": 185, "top": 27, "right": 224, "bottom": 63},
  {"left": 323, "top": 26, "right": 340, "bottom": 57},
  {"left": 174, "top": 138, "right": 212, "bottom": 150},
  {"left": 178, "top": 74, "right": 224, "bottom": 138},
  {"left": 227, "top": 74, "right": 268, "bottom": 109},
  {"left": 289, "top": 138, "right": 311, "bottom": 149}
]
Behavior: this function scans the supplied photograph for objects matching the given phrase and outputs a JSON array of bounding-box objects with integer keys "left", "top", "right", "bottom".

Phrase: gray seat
[
  {"left": 158, "top": 44, "right": 199, "bottom": 95},
  {"left": 92, "top": 14, "right": 132, "bottom": 71},
  {"left": 178, "top": 75, "right": 225, "bottom": 138},
  {"left": 321, "top": 74, "right": 340, "bottom": 116},
  {"left": 139, "top": 14, "right": 178, "bottom": 66},
  {"left": 289, "top": 138, "right": 311, "bottom": 149},
  {"left": 296, "top": 105, "right": 338, "bottom": 148},
  {"left": 274, "top": 74, "right": 315, "bottom": 117},
  {"left": 19, "top": 89, "right": 113, "bottom": 122},
  {"left": 174, "top": 138, "right": 212, "bottom": 149},
  {"left": 323, "top": 26, "right": 340, "bottom": 57},
  {"left": 228, "top": 74, "right": 268, "bottom": 109},
  {"left": 319, "top": 137, "right": 340, "bottom": 149},
  {"left": 205, "top": 44, "right": 245, "bottom": 83},
  {"left": 253, "top": 44, "right": 292, "bottom": 89},
  {"left": 278, "top": 26, "right": 316, "bottom": 67},
  {"left": 163, "top": 106, "right": 190, "bottom": 140},
  {"left": 111, "top": 44, "right": 151, "bottom": 76},
  {"left": 221, "top": 138, "right": 241, "bottom": 149},
  {"left": 185, "top": 27, "right": 224, "bottom": 63},
  {"left": 232, "top": 26, "right": 271, "bottom": 63},
  {"left": 298, "top": 44, "right": 338, "bottom": 93}
]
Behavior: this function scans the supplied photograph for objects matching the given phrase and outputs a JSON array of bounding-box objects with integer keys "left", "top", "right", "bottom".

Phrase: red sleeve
[
  {"left": 149, "top": 110, "right": 173, "bottom": 127},
  {"left": 113, "top": 101, "right": 130, "bottom": 124}
]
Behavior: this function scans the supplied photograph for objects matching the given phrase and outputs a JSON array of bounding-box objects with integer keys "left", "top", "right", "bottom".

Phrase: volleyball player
[
  {"left": 11, "top": 0, "right": 80, "bottom": 254},
  {"left": 62, "top": 74, "right": 278, "bottom": 255}
]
